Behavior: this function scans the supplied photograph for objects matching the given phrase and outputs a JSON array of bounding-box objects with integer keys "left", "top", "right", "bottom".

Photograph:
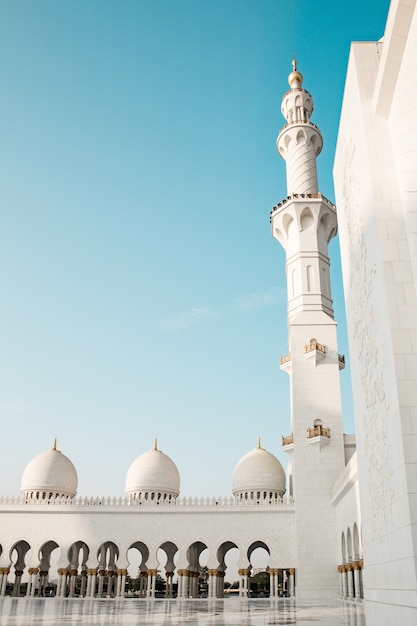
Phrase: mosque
[{"left": 0, "top": 0, "right": 416, "bottom": 623}]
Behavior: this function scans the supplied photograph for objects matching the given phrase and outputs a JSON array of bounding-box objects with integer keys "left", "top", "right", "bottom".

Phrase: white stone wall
[
  {"left": 333, "top": 0, "right": 417, "bottom": 620},
  {"left": 0, "top": 500, "right": 295, "bottom": 577},
  {"left": 288, "top": 314, "right": 346, "bottom": 600}
]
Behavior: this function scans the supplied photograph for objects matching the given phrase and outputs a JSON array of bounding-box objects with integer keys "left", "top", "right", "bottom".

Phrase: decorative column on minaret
[{"left": 271, "top": 60, "right": 346, "bottom": 600}]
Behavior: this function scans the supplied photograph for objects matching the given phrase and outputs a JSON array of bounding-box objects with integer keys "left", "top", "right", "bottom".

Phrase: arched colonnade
[
  {"left": 338, "top": 523, "right": 364, "bottom": 600},
  {"left": 0, "top": 538, "right": 295, "bottom": 599}
]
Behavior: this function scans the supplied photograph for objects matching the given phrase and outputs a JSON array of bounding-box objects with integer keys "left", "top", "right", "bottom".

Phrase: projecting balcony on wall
[
  {"left": 338, "top": 353, "right": 346, "bottom": 370},
  {"left": 304, "top": 338, "right": 326, "bottom": 366},
  {"left": 280, "top": 353, "right": 292, "bottom": 371},
  {"left": 307, "top": 424, "right": 331, "bottom": 450},
  {"left": 282, "top": 433, "right": 294, "bottom": 453}
]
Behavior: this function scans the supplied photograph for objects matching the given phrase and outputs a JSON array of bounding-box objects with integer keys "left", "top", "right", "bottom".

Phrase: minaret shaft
[{"left": 272, "top": 61, "right": 345, "bottom": 600}]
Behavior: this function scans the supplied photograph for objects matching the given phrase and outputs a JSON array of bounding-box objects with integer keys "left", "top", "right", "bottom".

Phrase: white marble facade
[{"left": 333, "top": 0, "right": 417, "bottom": 622}]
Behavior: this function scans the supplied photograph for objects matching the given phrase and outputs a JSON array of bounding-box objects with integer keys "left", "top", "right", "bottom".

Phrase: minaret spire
[
  {"left": 270, "top": 61, "right": 345, "bottom": 600},
  {"left": 278, "top": 60, "right": 322, "bottom": 195},
  {"left": 271, "top": 61, "right": 337, "bottom": 320}
]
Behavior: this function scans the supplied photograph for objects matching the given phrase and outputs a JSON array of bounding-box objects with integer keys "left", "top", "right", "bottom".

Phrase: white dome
[
  {"left": 232, "top": 440, "right": 286, "bottom": 501},
  {"left": 125, "top": 440, "right": 180, "bottom": 502},
  {"left": 21, "top": 441, "right": 78, "bottom": 500}
]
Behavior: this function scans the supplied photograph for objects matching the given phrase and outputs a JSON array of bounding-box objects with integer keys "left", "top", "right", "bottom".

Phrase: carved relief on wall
[{"left": 341, "top": 138, "right": 393, "bottom": 541}]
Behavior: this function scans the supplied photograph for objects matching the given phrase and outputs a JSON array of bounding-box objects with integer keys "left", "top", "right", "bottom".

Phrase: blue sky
[{"left": 0, "top": 0, "right": 390, "bottom": 498}]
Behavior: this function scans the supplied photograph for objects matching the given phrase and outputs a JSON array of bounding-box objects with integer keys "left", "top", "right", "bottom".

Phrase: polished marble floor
[{"left": 0, "top": 597, "right": 365, "bottom": 626}]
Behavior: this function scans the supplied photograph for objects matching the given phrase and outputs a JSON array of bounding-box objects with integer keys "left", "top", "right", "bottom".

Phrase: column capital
[
  {"left": 289, "top": 568, "right": 295, "bottom": 575},
  {"left": 87, "top": 569, "right": 97, "bottom": 576}
]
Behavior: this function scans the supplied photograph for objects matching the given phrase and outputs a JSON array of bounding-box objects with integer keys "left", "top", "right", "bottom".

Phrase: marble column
[
  {"left": 0, "top": 568, "right": 9, "bottom": 596},
  {"left": 12, "top": 570, "right": 23, "bottom": 597},
  {"left": 191, "top": 571, "right": 198, "bottom": 597},
  {"left": 166, "top": 571, "right": 173, "bottom": 597},
  {"left": 39, "top": 570, "right": 49, "bottom": 597},
  {"left": 97, "top": 570, "right": 106, "bottom": 597},
  {"left": 338, "top": 565, "right": 345, "bottom": 597},
  {"left": 182, "top": 571, "right": 190, "bottom": 598},
  {"left": 207, "top": 570, "right": 216, "bottom": 598},
  {"left": 147, "top": 569, "right": 157, "bottom": 598},
  {"left": 358, "top": 560, "right": 364, "bottom": 599},
  {"left": 80, "top": 570, "right": 87, "bottom": 597},
  {"left": 178, "top": 569, "right": 189, "bottom": 598},
  {"left": 346, "top": 564, "right": 354, "bottom": 598},
  {"left": 26, "top": 568, "right": 34, "bottom": 597},
  {"left": 353, "top": 562, "right": 361, "bottom": 599},
  {"left": 109, "top": 571, "right": 116, "bottom": 597},
  {"left": 68, "top": 569, "right": 77, "bottom": 597},
  {"left": 238, "top": 569, "right": 249, "bottom": 597},
  {"left": 56, "top": 569, "right": 64, "bottom": 597},
  {"left": 139, "top": 572, "right": 147, "bottom": 597},
  {"left": 269, "top": 568, "right": 278, "bottom": 597},
  {"left": 87, "top": 569, "right": 97, "bottom": 597},
  {"left": 31, "top": 568, "right": 39, "bottom": 596},
  {"left": 115, "top": 569, "right": 123, "bottom": 597},
  {"left": 177, "top": 570, "right": 183, "bottom": 597},
  {"left": 217, "top": 571, "right": 225, "bottom": 598},
  {"left": 288, "top": 568, "right": 295, "bottom": 597}
]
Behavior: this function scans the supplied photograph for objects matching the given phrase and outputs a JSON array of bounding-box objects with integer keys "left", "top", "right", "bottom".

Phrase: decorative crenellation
[
  {"left": 0, "top": 494, "right": 294, "bottom": 509},
  {"left": 282, "top": 433, "right": 294, "bottom": 446}
]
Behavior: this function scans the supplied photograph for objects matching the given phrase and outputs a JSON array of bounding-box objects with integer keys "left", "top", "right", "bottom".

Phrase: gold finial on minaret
[
  {"left": 153, "top": 437, "right": 158, "bottom": 451},
  {"left": 257, "top": 436, "right": 261, "bottom": 449},
  {"left": 288, "top": 56, "right": 303, "bottom": 88},
  {"left": 52, "top": 438, "right": 57, "bottom": 451}
]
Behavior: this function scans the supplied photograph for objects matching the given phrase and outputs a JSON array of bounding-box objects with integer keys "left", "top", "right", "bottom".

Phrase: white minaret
[{"left": 271, "top": 60, "right": 346, "bottom": 600}]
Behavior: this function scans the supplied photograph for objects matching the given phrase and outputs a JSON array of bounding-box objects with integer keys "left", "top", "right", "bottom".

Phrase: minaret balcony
[
  {"left": 282, "top": 433, "right": 294, "bottom": 453},
  {"left": 306, "top": 424, "right": 331, "bottom": 450},
  {"left": 338, "top": 354, "right": 346, "bottom": 370},
  {"left": 280, "top": 353, "right": 292, "bottom": 371},
  {"left": 270, "top": 192, "right": 336, "bottom": 220},
  {"left": 304, "top": 339, "right": 326, "bottom": 365}
]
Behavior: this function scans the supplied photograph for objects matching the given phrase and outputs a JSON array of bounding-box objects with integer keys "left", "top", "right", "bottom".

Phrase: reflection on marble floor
[{"left": 0, "top": 597, "right": 365, "bottom": 626}]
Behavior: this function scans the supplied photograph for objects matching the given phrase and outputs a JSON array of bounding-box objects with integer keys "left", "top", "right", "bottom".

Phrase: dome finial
[
  {"left": 257, "top": 436, "right": 261, "bottom": 449},
  {"left": 288, "top": 56, "right": 303, "bottom": 88},
  {"left": 153, "top": 437, "right": 158, "bottom": 451},
  {"left": 52, "top": 438, "right": 57, "bottom": 451}
]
